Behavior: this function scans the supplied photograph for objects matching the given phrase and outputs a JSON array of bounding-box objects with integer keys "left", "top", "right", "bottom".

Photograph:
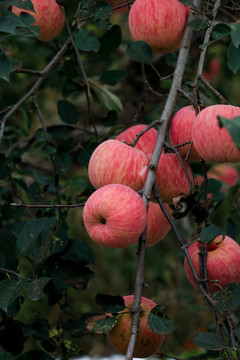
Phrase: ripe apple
[
  {"left": 88, "top": 139, "right": 149, "bottom": 191},
  {"left": 207, "top": 164, "right": 239, "bottom": 188},
  {"left": 128, "top": 0, "right": 188, "bottom": 54},
  {"left": 146, "top": 202, "right": 172, "bottom": 247},
  {"left": 82, "top": 184, "right": 147, "bottom": 248},
  {"left": 116, "top": 124, "right": 158, "bottom": 155},
  {"left": 184, "top": 235, "right": 240, "bottom": 293},
  {"left": 153, "top": 152, "right": 192, "bottom": 203},
  {"left": 192, "top": 104, "right": 240, "bottom": 163},
  {"left": 107, "top": 295, "right": 165, "bottom": 357},
  {"left": 12, "top": 0, "right": 65, "bottom": 41},
  {"left": 169, "top": 106, "right": 200, "bottom": 161},
  {"left": 202, "top": 57, "right": 220, "bottom": 82}
]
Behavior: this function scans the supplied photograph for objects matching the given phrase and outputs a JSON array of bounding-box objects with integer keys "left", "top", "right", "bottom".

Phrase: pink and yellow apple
[
  {"left": 82, "top": 184, "right": 147, "bottom": 248},
  {"left": 169, "top": 106, "right": 200, "bottom": 161},
  {"left": 107, "top": 295, "right": 165, "bottom": 357},
  {"left": 207, "top": 164, "right": 239, "bottom": 188},
  {"left": 192, "top": 104, "right": 240, "bottom": 163},
  {"left": 88, "top": 139, "right": 149, "bottom": 191},
  {"left": 184, "top": 235, "right": 240, "bottom": 293},
  {"left": 12, "top": 0, "right": 65, "bottom": 41},
  {"left": 145, "top": 202, "right": 172, "bottom": 247},
  {"left": 128, "top": 0, "right": 189, "bottom": 54},
  {"left": 153, "top": 152, "right": 192, "bottom": 203},
  {"left": 116, "top": 124, "right": 158, "bottom": 155}
]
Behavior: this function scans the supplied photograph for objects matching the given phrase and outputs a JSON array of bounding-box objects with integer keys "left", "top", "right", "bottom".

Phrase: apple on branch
[
  {"left": 184, "top": 235, "right": 240, "bottom": 293},
  {"left": 128, "top": 0, "right": 189, "bottom": 54},
  {"left": 83, "top": 184, "right": 147, "bottom": 248},
  {"left": 88, "top": 139, "right": 149, "bottom": 191},
  {"left": 12, "top": 0, "right": 65, "bottom": 41},
  {"left": 146, "top": 202, "right": 172, "bottom": 247},
  {"left": 192, "top": 104, "right": 240, "bottom": 163},
  {"left": 107, "top": 295, "right": 165, "bottom": 358}
]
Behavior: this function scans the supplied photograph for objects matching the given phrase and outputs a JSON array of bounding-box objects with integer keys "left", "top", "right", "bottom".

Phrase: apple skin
[
  {"left": 12, "top": 0, "right": 65, "bottom": 41},
  {"left": 82, "top": 184, "right": 147, "bottom": 248},
  {"left": 192, "top": 104, "right": 240, "bottom": 163},
  {"left": 107, "top": 295, "right": 165, "bottom": 358},
  {"left": 169, "top": 106, "right": 200, "bottom": 161},
  {"left": 128, "top": 0, "right": 188, "bottom": 54},
  {"left": 146, "top": 202, "right": 172, "bottom": 247},
  {"left": 184, "top": 236, "right": 240, "bottom": 293},
  {"left": 116, "top": 124, "right": 158, "bottom": 155},
  {"left": 153, "top": 152, "right": 192, "bottom": 203},
  {"left": 207, "top": 164, "right": 239, "bottom": 188},
  {"left": 88, "top": 139, "right": 149, "bottom": 191}
]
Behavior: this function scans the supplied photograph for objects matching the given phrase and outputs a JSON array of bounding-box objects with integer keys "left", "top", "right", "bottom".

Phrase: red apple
[
  {"left": 207, "top": 164, "right": 239, "bottom": 188},
  {"left": 82, "top": 184, "right": 147, "bottom": 248},
  {"left": 12, "top": 0, "right": 65, "bottom": 41},
  {"left": 202, "top": 58, "right": 220, "bottom": 82},
  {"left": 88, "top": 139, "right": 149, "bottom": 191},
  {"left": 128, "top": 0, "right": 188, "bottom": 54},
  {"left": 184, "top": 236, "right": 240, "bottom": 293},
  {"left": 116, "top": 124, "right": 158, "bottom": 155},
  {"left": 192, "top": 104, "right": 240, "bottom": 163},
  {"left": 169, "top": 106, "right": 200, "bottom": 161},
  {"left": 153, "top": 152, "right": 192, "bottom": 203},
  {"left": 146, "top": 202, "right": 172, "bottom": 247},
  {"left": 107, "top": 295, "right": 165, "bottom": 357}
]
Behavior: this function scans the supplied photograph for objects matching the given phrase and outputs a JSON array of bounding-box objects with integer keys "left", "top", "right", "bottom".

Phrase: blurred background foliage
[{"left": 0, "top": 0, "right": 240, "bottom": 359}]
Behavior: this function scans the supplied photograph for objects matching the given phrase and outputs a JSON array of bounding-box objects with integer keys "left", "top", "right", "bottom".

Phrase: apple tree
[{"left": 0, "top": 0, "right": 240, "bottom": 359}]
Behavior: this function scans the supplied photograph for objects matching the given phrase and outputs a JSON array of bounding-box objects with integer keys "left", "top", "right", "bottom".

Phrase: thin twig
[
  {"left": 198, "top": 75, "right": 229, "bottom": 104},
  {"left": 0, "top": 267, "right": 29, "bottom": 280},
  {"left": 11, "top": 202, "right": 85, "bottom": 208}
]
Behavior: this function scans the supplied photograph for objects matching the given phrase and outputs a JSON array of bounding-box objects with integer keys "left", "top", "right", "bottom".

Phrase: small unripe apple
[
  {"left": 12, "top": 0, "right": 65, "bottom": 41},
  {"left": 146, "top": 202, "right": 172, "bottom": 246},
  {"left": 169, "top": 106, "right": 200, "bottom": 161},
  {"left": 153, "top": 152, "right": 192, "bottom": 203},
  {"left": 184, "top": 236, "right": 240, "bottom": 293},
  {"left": 107, "top": 295, "right": 165, "bottom": 357},
  {"left": 192, "top": 104, "right": 240, "bottom": 163},
  {"left": 88, "top": 139, "right": 149, "bottom": 191},
  {"left": 83, "top": 184, "right": 147, "bottom": 248},
  {"left": 128, "top": 0, "right": 188, "bottom": 54},
  {"left": 116, "top": 124, "right": 158, "bottom": 155}
]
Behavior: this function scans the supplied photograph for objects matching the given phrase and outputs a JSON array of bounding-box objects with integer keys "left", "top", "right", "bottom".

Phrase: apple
[
  {"left": 128, "top": 0, "right": 188, "bottom": 54},
  {"left": 12, "top": 0, "right": 65, "bottom": 41},
  {"left": 202, "top": 57, "right": 220, "bottom": 82},
  {"left": 207, "top": 164, "right": 239, "bottom": 188},
  {"left": 146, "top": 202, "right": 172, "bottom": 247},
  {"left": 82, "top": 184, "right": 147, "bottom": 248},
  {"left": 153, "top": 152, "right": 192, "bottom": 203},
  {"left": 184, "top": 235, "right": 240, "bottom": 293},
  {"left": 88, "top": 139, "right": 149, "bottom": 191},
  {"left": 192, "top": 104, "right": 240, "bottom": 163},
  {"left": 107, "top": 295, "right": 165, "bottom": 357},
  {"left": 116, "top": 124, "right": 158, "bottom": 155},
  {"left": 169, "top": 106, "right": 200, "bottom": 161}
]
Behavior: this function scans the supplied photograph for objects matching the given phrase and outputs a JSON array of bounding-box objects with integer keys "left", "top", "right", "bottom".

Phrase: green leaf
[
  {"left": 18, "top": 350, "right": 55, "bottom": 360},
  {"left": 214, "top": 283, "right": 240, "bottom": 312},
  {"left": 127, "top": 41, "right": 153, "bottom": 65},
  {"left": 0, "top": 279, "right": 23, "bottom": 312},
  {"left": 0, "top": 50, "right": 10, "bottom": 82},
  {"left": 227, "top": 43, "right": 240, "bottom": 74},
  {"left": 200, "top": 23, "right": 231, "bottom": 49},
  {"left": 57, "top": 100, "right": 79, "bottom": 124},
  {"left": 193, "top": 332, "right": 227, "bottom": 350},
  {"left": 10, "top": 0, "right": 35, "bottom": 11},
  {"left": 0, "top": 319, "right": 24, "bottom": 355},
  {"left": 230, "top": 22, "right": 240, "bottom": 48},
  {"left": 23, "top": 277, "right": 49, "bottom": 301},
  {"left": 100, "top": 70, "right": 128, "bottom": 86},
  {"left": 95, "top": 293, "right": 125, "bottom": 313},
  {"left": 178, "top": 0, "right": 193, "bottom": 6},
  {"left": 90, "top": 79, "right": 123, "bottom": 112},
  {"left": 72, "top": 28, "right": 100, "bottom": 52},
  {"left": 188, "top": 18, "right": 209, "bottom": 31},
  {"left": 16, "top": 217, "right": 56, "bottom": 256},
  {"left": 218, "top": 115, "right": 240, "bottom": 149},
  {"left": 0, "top": 16, "right": 22, "bottom": 35},
  {"left": 198, "top": 225, "right": 226, "bottom": 244},
  {"left": 51, "top": 227, "right": 69, "bottom": 255},
  {"left": 148, "top": 305, "right": 175, "bottom": 335},
  {"left": 99, "top": 25, "right": 121, "bottom": 56},
  {"left": 94, "top": 4, "right": 112, "bottom": 31},
  {"left": 60, "top": 238, "right": 94, "bottom": 265},
  {"left": 91, "top": 315, "right": 117, "bottom": 334}
]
